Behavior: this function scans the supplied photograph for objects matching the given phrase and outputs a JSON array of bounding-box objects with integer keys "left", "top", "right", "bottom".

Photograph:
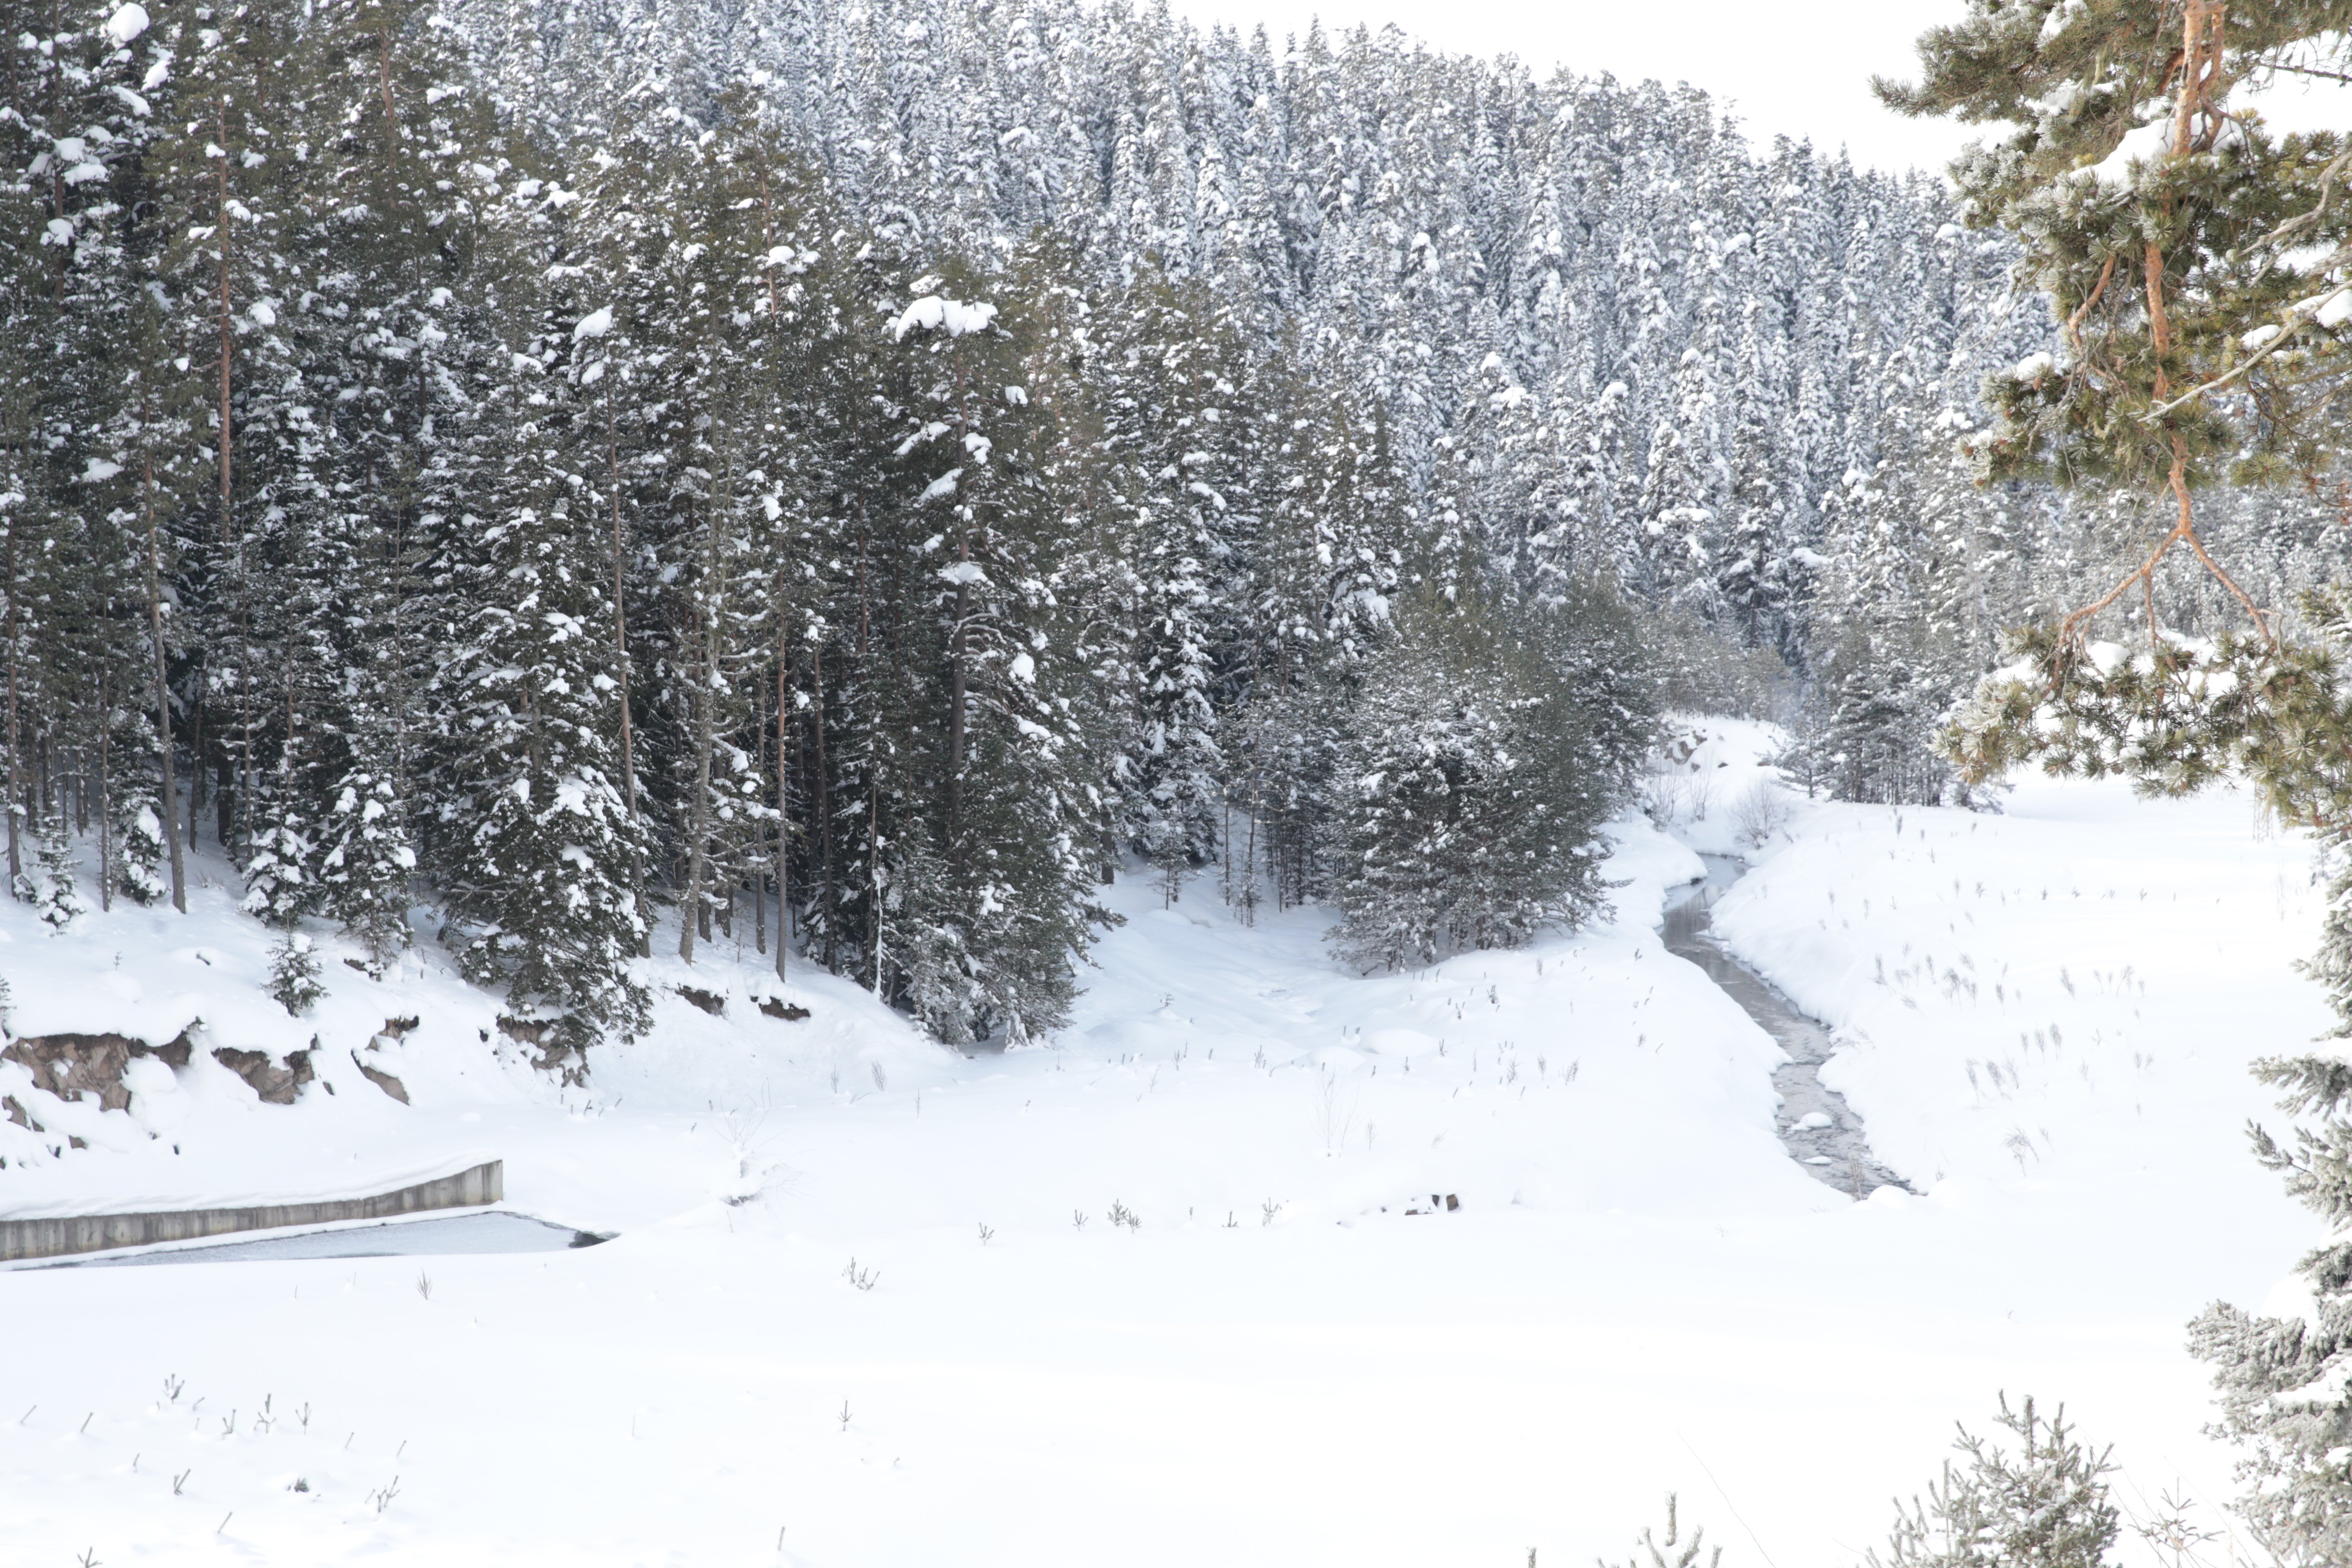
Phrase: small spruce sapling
[
  {"left": 1869, "top": 1395, "right": 2119, "bottom": 1568},
  {"left": 1602, "top": 1495, "right": 1720, "bottom": 1568},
  {"left": 266, "top": 932, "right": 326, "bottom": 1017},
  {"left": 26, "top": 818, "right": 84, "bottom": 931}
]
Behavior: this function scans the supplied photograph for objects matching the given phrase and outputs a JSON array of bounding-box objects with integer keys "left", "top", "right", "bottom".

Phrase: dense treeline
[
  {"left": 9, "top": 0, "right": 2339, "bottom": 1049},
  {"left": 0, "top": 0, "right": 1661, "bottom": 1049},
  {"left": 441, "top": 0, "right": 2352, "bottom": 794}
]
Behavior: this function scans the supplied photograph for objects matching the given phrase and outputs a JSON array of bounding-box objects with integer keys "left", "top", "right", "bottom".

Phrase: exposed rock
[
  {"left": 349, "top": 1050, "right": 411, "bottom": 1105},
  {"left": 497, "top": 1014, "right": 586, "bottom": 1085},
  {"left": 382, "top": 1015, "right": 420, "bottom": 1039},
  {"left": 211, "top": 1046, "right": 315, "bottom": 1106},
  {"left": 757, "top": 997, "right": 811, "bottom": 1022},
  {"left": 676, "top": 985, "right": 726, "bottom": 1016},
  {"left": 2, "top": 1095, "right": 39, "bottom": 1132},
  {"left": 1, "top": 1028, "right": 196, "bottom": 1112},
  {"left": 495, "top": 1014, "right": 550, "bottom": 1046}
]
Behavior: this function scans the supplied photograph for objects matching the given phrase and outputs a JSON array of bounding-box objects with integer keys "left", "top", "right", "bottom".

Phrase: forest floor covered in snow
[{"left": 0, "top": 720, "right": 2331, "bottom": 1566}]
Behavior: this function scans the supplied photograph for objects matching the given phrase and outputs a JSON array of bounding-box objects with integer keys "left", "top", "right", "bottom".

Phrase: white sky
[{"left": 1163, "top": 0, "right": 2352, "bottom": 179}]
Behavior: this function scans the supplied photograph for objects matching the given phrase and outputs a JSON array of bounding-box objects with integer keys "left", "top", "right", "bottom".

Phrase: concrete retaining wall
[{"left": 0, "top": 1160, "right": 503, "bottom": 1263}]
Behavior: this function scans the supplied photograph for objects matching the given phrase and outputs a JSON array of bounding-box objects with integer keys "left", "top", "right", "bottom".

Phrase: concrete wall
[{"left": 0, "top": 1160, "right": 503, "bottom": 1264}]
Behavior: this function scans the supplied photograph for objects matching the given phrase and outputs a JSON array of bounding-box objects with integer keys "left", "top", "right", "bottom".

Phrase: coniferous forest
[
  {"left": 5, "top": 0, "right": 2347, "bottom": 1053},
  {"left": 13, "top": 0, "right": 2352, "bottom": 1561}
]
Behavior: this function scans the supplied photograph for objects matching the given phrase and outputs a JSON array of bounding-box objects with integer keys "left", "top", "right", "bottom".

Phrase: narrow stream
[{"left": 1664, "top": 854, "right": 1911, "bottom": 1200}]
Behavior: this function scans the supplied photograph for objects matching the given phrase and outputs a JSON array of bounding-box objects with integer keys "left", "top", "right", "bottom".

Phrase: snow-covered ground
[{"left": 0, "top": 722, "right": 2328, "bottom": 1565}]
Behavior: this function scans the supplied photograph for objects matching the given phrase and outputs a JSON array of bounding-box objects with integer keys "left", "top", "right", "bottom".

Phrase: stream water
[{"left": 1663, "top": 854, "right": 1911, "bottom": 1200}]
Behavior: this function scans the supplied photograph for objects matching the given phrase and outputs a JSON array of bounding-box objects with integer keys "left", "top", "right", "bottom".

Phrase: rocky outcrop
[
  {"left": 350, "top": 1049, "right": 411, "bottom": 1105},
  {"left": 1, "top": 1029, "right": 196, "bottom": 1113},
  {"left": 757, "top": 997, "right": 810, "bottom": 1022},
  {"left": 675, "top": 985, "right": 726, "bottom": 1016},
  {"left": 210, "top": 1046, "right": 315, "bottom": 1106},
  {"left": 498, "top": 1014, "right": 585, "bottom": 1085}
]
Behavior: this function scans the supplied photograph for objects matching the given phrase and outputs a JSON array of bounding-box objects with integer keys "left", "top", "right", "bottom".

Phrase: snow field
[{"left": 0, "top": 732, "right": 2330, "bottom": 1565}]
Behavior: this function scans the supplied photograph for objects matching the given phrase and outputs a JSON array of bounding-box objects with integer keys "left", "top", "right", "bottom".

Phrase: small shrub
[{"left": 1730, "top": 780, "right": 1792, "bottom": 848}]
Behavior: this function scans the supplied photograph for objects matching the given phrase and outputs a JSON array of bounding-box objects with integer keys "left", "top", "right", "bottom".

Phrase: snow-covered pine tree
[
  {"left": 426, "top": 173, "right": 651, "bottom": 1053},
  {"left": 1086, "top": 261, "right": 1242, "bottom": 898},
  {"left": 870, "top": 260, "right": 1110, "bottom": 1044},
  {"left": 275, "top": 0, "right": 498, "bottom": 965},
  {"left": 1223, "top": 340, "right": 1405, "bottom": 911},
  {"left": 1331, "top": 589, "right": 1616, "bottom": 971}
]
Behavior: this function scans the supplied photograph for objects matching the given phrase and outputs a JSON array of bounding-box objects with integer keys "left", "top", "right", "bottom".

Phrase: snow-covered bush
[
  {"left": 1730, "top": 780, "right": 1791, "bottom": 848},
  {"left": 24, "top": 818, "right": 84, "bottom": 931},
  {"left": 265, "top": 930, "right": 326, "bottom": 1017},
  {"left": 102, "top": 714, "right": 170, "bottom": 906},
  {"left": 1639, "top": 725, "right": 1715, "bottom": 831},
  {"left": 114, "top": 799, "right": 169, "bottom": 906}
]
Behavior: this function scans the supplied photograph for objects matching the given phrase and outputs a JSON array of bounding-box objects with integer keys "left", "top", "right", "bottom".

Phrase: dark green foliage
[
  {"left": 1783, "top": 624, "right": 1957, "bottom": 807},
  {"left": 1330, "top": 591, "right": 1632, "bottom": 971},
  {"left": 1880, "top": 0, "right": 2351, "bottom": 496}
]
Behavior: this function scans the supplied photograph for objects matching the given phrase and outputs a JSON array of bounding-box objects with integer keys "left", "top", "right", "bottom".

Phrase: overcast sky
[
  {"left": 1163, "top": 0, "right": 2352, "bottom": 176},
  {"left": 1162, "top": 0, "right": 1984, "bottom": 175}
]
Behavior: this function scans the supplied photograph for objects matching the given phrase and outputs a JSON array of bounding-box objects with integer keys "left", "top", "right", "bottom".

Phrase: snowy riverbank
[{"left": 0, "top": 726, "right": 2328, "bottom": 1565}]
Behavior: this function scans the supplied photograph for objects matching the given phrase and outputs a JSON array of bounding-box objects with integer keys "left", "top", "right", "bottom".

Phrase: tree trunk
[
  {"left": 144, "top": 437, "right": 186, "bottom": 912},
  {"left": 97, "top": 676, "right": 112, "bottom": 911},
  {"left": 947, "top": 541, "right": 970, "bottom": 845},
  {"left": 677, "top": 618, "right": 716, "bottom": 965},
  {"left": 605, "top": 382, "right": 644, "bottom": 952},
  {"left": 2, "top": 501, "right": 20, "bottom": 889},
  {"left": 811, "top": 649, "right": 836, "bottom": 972},
  {"left": 774, "top": 635, "right": 789, "bottom": 982},
  {"left": 214, "top": 91, "right": 235, "bottom": 568}
]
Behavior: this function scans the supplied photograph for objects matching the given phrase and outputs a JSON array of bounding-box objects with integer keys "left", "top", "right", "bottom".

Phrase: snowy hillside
[{"left": 0, "top": 728, "right": 2324, "bottom": 1565}]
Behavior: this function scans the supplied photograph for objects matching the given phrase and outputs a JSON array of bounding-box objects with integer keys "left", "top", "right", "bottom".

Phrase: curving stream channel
[{"left": 1664, "top": 855, "right": 1912, "bottom": 1200}]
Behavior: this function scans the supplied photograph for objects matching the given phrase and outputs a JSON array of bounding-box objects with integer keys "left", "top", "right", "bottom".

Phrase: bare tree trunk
[
  {"left": 869, "top": 760, "right": 886, "bottom": 999},
  {"left": 811, "top": 649, "right": 836, "bottom": 971},
  {"left": 97, "top": 676, "right": 112, "bottom": 911},
  {"left": 214, "top": 92, "right": 235, "bottom": 567},
  {"left": 604, "top": 382, "right": 644, "bottom": 951},
  {"left": 216, "top": 91, "right": 249, "bottom": 870},
  {"left": 754, "top": 677, "right": 768, "bottom": 958},
  {"left": 774, "top": 635, "right": 789, "bottom": 982},
  {"left": 143, "top": 434, "right": 186, "bottom": 912},
  {"left": 3, "top": 501, "right": 20, "bottom": 889},
  {"left": 948, "top": 554, "right": 969, "bottom": 842},
  {"left": 678, "top": 610, "right": 715, "bottom": 964}
]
